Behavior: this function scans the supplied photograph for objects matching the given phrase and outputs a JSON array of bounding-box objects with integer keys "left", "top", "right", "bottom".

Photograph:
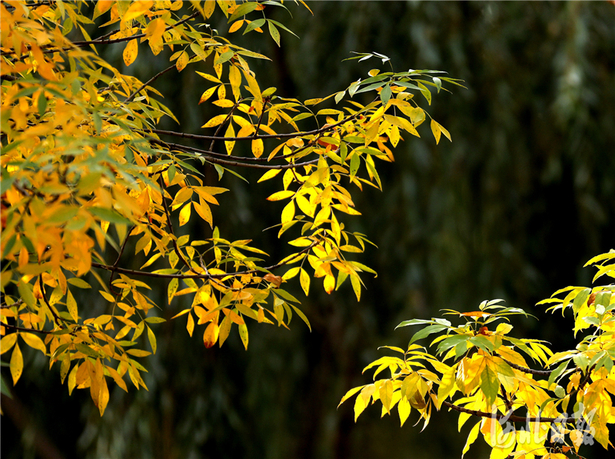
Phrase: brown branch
[
  {"left": 499, "top": 356, "right": 552, "bottom": 376},
  {"left": 37, "top": 276, "right": 65, "bottom": 327},
  {"left": 2, "top": 323, "right": 55, "bottom": 335},
  {"left": 441, "top": 400, "right": 576, "bottom": 424},
  {"left": 0, "top": 299, "right": 23, "bottom": 309},
  {"left": 150, "top": 138, "right": 319, "bottom": 169}
]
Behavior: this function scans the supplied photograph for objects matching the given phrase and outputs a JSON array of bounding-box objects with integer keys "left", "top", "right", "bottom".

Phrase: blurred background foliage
[{"left": 2, "top": 1, "right": 615, "bottom": 458}]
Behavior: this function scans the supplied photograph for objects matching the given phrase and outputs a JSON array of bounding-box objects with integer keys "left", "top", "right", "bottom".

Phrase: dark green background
[{"left": 2, "top": 2, "right": 615, "bottom": 458}]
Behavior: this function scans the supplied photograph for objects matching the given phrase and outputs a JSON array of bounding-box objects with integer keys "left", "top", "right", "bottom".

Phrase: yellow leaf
[
  {"left": 147, "top": 326, "right": 157, "bottom": 354},
  {"left": 213, "top": 99, "right": 235, "bottom": 108},
  {"left": 186, "top": 312, "right": 195, "bottom": 337},
  {"left": 267, "top": 190, "right": 294, "bottom": 201},
  {"left": 398, "top": 396, "right": 411, "bottom": 426},
  {"left": 229, "top": 19, "right": 244, "bottom": 33},
  {"left": 97, "top": 372, "right": 109, "bottom": 416},
  {"left": 122, "top": 1, "right": 153, "bottom": 22},
  {"left": 176, "top": 51, "right": 189, "bottom": 72},
  {"left": 252, "top": 138, "right": 264, "bottom": 158},
  {"left": 67, "top": 289, "right": 78, "bottom": 321},
  {"left": 10, "top": 343, "right": 23, "bottom": 385},
  {"left": 20, "top": 333, "right": 46, "bottom": 354},
  {"left": 281, "top": 201, "right": 295, "bottom": 224},
  {"left": 218, "top": 315, "right": 232, "bottom": 347},
  {"left": 201, "top": 114, "right": 227, "bottom": 128},
  {"left": 170, "top": 187, "right": 193, "bottom": 210},
  {"left": 203, "top": 321, "right": 219, "bottom": 348},
  {"left": 258, "top": 169, "right": 281, "bottom": 183},
  {"left": 431, "top": 119, "right": 441, "bottom": 144},
  {"left": 193, "top": 199, "right": 213, "bottom": 228},
  {"left": 202, "top": 0, "right": 216, "bottom": 19},
  {"left": 123, "top": 39, "right": 138, "bottom": 67},
  {"left": 354, "top": 391, "right": 367, "bottom": 421},
  {"left": 0, "top": 334, "right": 17, "bottom": 355},
  {"left": 146, "top": 18, "right": 165, "bottom": 55},
  {"left": 218, "top": 84, "right": 226, "bottom": 100},
  {"left": 229, "top": 65, "right": 242, "bottom": 100},
  {"left": 225, "top": 122, "right": 235, "bottom": 154},
  {"left": 323, "top": 274, "right": 335, "bottom": 294},
  {"left": 198, "top": 86, "right": 217, "bottom": 105},
  {"left": 178, "top": 202, "right": 191, "bottom": 226},
  {"left": 299, "top": 268, "right": 310, "bottom": 296}
]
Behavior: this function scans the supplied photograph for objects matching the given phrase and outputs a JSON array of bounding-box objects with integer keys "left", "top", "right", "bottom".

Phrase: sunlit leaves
[{"left": 341, "top": 249, "right": 615, "bottom": 458}]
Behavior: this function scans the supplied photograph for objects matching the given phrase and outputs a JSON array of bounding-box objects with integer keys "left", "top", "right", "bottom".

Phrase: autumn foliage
[
  {"left": 2, "top": 2, "right": 613, "bottom": 458},
  {"left": 1, "top": 0, "right": 455, "bottom": 416}
]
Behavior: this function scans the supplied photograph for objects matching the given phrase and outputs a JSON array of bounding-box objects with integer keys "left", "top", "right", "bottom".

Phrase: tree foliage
[
  {"left": 0, "top": 0, "right": 459, "bottom": 416},
  {"left": 342, "top": 250, "right": 615, "bottom": 458}
]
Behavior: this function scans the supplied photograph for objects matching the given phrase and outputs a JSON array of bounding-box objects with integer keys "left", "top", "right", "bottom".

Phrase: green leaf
[
  {"left": 480, "top": 365, "right": 499, "bottom": 406},
  {"left": 88, "top": 207, "right": 131, "bottom": 224},
  {"left": 17, "top": 279, "right": 37, "bottom": 309},
  {"left": 409, "top": 324, "right": 447, "bottom": 344},
  {"left": 380, "top": 84, "right": 392, "bottom": 104},
  {"left": 267, "top": 20, "right": 280, "bottom": 47},
  {"left": 572, "top": 288, "right": 591, "bottom": 314},
  {"left": 244, "top": 18, "right": 266, "bottom": 34}
]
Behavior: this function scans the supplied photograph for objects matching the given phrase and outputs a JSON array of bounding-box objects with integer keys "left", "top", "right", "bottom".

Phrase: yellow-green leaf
[
  {"left": 10, "top": 343, "right": 23, "bottom": 385},
  {"left": 238, "top": 323, "right": 249, "bottom": 350},
  {"left": 67, "top": 289, "right": 78, "bottom": 321}
]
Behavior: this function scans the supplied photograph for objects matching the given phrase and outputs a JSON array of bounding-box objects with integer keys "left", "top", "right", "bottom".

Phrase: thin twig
[
  {"left": 44, "top": 11, "right": 200, "bottom": 53},
  {"left": 0, "top": 299, "right": 23, "bottom": 309},
  {"left": 150, "top": 138, "right": 319, "bottom": 169},
  {"left": 91, "top": 239, "right": 320, "bottom": 280},
  {"left": 2, "top": 323, "right": 55, "bottom": 335},
  {"left": 108, "top": 226, "right": 136, "bottom": 293},
  {"left": 124, "top": 64, "right": 176, "bottom": 104},
  {"left": 158, "top": 175, "right": 198, "bottom": 275}
]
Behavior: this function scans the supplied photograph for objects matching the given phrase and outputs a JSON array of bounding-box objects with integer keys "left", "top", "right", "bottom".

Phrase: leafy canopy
[{"left": 0, "top": 0, "right": 457, "bottom": 416}]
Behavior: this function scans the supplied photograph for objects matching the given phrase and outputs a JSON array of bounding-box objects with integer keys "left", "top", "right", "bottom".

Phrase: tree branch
[
  {"left": 499, "top": 356, "right": 552, "bottom": 376},
  {"left": 150, "top": 138, "right": 319, "bottom": 169},
  {"left": 124, "top": 64, "right": 176, "bottom": 104},
  {"left": 441, "top": 400, "right": 575, "bottom": 423}
]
